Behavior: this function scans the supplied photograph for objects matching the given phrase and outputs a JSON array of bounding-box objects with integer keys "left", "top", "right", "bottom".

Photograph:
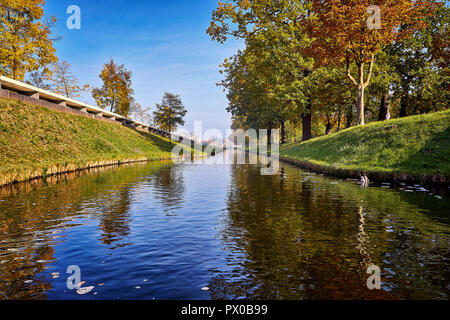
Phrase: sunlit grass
[
  {"left": 0, "top": 98, "right": 182, "bottom": 179},
  {"left": 280, "top": 110, "right": 450, "bottom": 175}
]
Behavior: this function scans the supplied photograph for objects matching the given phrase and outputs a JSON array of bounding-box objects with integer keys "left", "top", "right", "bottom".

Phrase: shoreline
[
  {"left": 242, "top": 148, "right": 449, "bottom": 186},
  {"left": 1, "top": 149, "right": 448, "bottom": 189},
  {"left": 279, "top": 155, "right": 449, "bottom": 186},
  {"left": 0, "top": 155, "right": 206, "bottom": 189}
]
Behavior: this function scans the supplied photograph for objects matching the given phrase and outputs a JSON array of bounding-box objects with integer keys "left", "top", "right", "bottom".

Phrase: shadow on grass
[
  {"left": 136, "top": 130, "right": 177, "bottom": 153},
  {"left": 398, "top": 126, "right": 450, "bottom": 175}
]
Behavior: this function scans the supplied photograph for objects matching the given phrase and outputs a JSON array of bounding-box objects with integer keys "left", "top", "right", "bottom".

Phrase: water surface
[{"left": 0, "top": 152, "right": 448, "bottom": 299}]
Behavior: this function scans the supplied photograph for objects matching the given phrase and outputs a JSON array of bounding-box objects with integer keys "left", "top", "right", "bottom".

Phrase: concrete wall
[{"left": 0, "top": 88, "right": 120, "bottom": 126}]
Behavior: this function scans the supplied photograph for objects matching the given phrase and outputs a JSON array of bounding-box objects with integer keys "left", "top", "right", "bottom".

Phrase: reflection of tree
[
  {"left": 0, "top": 161, "right": 170, "bottom": 299},
  {"left": 98, "top": 187, "right": 132, "bottom": 247},
  {"left": 356, "top": 206, "right": 372, "bottom": 269},
  {"left": 152, "top": 165, "right": 185, "bottom": 215},
  {"left": 209, "top": 163, "right": 449, "bottom": 299},
  {"left": 0, "top": 242, "right": 54, "bottom": 300}
]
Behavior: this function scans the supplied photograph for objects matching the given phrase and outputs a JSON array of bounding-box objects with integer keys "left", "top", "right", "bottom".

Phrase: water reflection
[
  {"left": 98, "top": 187, "right": 132, "bottom": 247},
  {"left": 210, "top": 162, "right": 449, "bottom": 300},
  {"left": 152, "top": 165, "right": 186, "bottom": 216},
  {"left": 0, "top": 153, "right": 448, "bottom": 300},
  {"left": 0, "top": 161, "right": 174, "bottom": 299}
]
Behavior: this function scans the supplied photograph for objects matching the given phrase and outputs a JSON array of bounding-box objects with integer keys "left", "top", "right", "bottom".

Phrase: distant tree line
[{"left": 0, "top": 0, "right": 187, "bottom": 133}]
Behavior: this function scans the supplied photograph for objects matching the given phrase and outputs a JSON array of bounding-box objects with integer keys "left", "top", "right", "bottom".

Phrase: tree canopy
[
  {"left": 305, "top": 0, "right": 436, "bottom": 125},
  {"left": 92, "top": 59, "right": 136, "bottom": 117},
  {"left": 153, "top": 92, "right": 187, "bottom": 133},
  {"left": 208, "top": 0, "right": 447, "bottom": 141},
  {"left": 51, "top": 61, "right": 87, "bottom": 98},
  {"left": 0, "top": 0, "right": 58, "bottom": 80}
]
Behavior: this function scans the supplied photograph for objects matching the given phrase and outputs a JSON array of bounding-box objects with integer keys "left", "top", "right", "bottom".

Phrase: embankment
[
  {"left": 280, "top": 110, "right": 450, "bottom": 185},
  {"left": 0, "top": 98, "right": 183, "bottom": 186}
]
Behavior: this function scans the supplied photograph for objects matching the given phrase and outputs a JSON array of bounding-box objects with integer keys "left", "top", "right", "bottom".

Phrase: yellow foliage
[{"left": 0, "top": 0, "right": 57, "bottom": 80}]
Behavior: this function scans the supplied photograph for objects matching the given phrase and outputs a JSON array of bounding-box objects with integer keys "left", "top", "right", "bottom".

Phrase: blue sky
[{"left": 44, "top": 0, "right": 243, "bottom": 134}]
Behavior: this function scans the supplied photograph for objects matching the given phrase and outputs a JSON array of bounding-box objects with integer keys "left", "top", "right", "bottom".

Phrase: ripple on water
[{"left": 0, "top": 157, "right": 448, "bottom": 299}]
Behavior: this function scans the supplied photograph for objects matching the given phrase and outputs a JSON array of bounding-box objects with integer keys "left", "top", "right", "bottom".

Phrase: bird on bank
[{"left": 360, "top": 175, "right": 370, "bottom": 187}]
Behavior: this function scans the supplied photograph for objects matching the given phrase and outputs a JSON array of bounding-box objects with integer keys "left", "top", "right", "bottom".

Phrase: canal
[{"left": 0, "top": 151, "right": 448, "bottom": 299}]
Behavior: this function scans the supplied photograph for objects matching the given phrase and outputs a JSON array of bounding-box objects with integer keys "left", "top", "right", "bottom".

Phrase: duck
[{"left": 360, "top": 175, "right": 370, "bottom": 187}]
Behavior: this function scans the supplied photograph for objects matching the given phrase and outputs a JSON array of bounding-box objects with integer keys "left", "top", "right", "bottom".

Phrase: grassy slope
[
  {"left": 0, "top": 98, "right": 181, "bottom": 183},
  {"left": 280, "top": 109, "right": 450, "bottom": 175}
]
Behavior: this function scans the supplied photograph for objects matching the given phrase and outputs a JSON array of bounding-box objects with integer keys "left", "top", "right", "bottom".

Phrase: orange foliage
[{"left": 305, "top": 0, "right": 436, "bottom": 66}]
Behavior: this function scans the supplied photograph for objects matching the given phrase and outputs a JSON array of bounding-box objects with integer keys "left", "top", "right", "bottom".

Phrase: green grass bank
[
  {"left": 280, "top": 109, "right": 450, "bottom": 184},
  {"left": 0, "top": 98, "right": 185, "bottom": 186}
]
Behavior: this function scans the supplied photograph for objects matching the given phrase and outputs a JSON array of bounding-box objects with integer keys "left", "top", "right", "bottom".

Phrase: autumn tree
[
  {"left": 305, "top": 67, "right": 354, "bottom": 134},
  {"left": 153, "top": 92, "right": 187, "bottom": 133},
  {"left": 221, "top": 48, "right": 275, "bottom": 140},
  {"left": 220, "top": 33, "right": 310, "bottom": 144},
  {"left": 207, "top": 0, "right": 306, "bottom": 44},
  {"left": 208, "top": 2, "right": 317, "bottom": 141},
  {"left": 130, "top": 103, "right": 153, "bottom": 125},
  {"left": 50, "top": 61, "right": 87, "bottom": 98},
  {"left": 429, "top": 4, "right": 450, "bottom": 69},
  {"left": 0, "top": 0, "right": 58, "bottom": 80},
  {"left": 363, "top": 49, "right": 398, "bottom": 122},
  {"left": 92, "top": 59, "right": 136, "bottom": 117},
  {"left": 359, "top": 3, "right": 448, "bottom": 121},
  {"left": 385, "top": 3, "right": 448, "bottom": 117},
  {"left": 25, "top": 69, "right": 52, "bottom": 90},
  {"left": 305, "top": 0, "right": 436, "bottom": 125}
]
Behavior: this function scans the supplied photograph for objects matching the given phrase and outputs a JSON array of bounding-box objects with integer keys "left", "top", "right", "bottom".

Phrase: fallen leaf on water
[{"left": 76, "top": 286, "right": 94, "bottom": 295}]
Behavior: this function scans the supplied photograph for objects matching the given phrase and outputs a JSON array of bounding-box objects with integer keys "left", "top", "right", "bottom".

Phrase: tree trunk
[
  {"left": 356, "top": 84, "right": 365, "bottom": 126},
  {"left": 12, "top": 58, "right": 18, "bottom": 80},
  {"left": 346, "top": 104, "right": 353, "bottom": 128},
  {"left": 280, "top": 120, "right": 286, "bottom": 144},
  {"left": 267, "top": 127, "right": 272, "bottom": 146},
  {"left": 400, "top": 94, "right": 408, "bottom": 118},
  {"left": 336, "top": 108, "right": 342, "bottom": 132},
  {"left": 292, "top": 123, "right": 296, "bottom": 142},
  {"left": 346, "top": 54, "right": 374, "bottom": 127},
  {"left": 378, "top": 92, "right": 391, "bottom": 121},
  {"left": 110, "top": 99, "right": 115, "bottom": 112},
  {"left": 302, "top": 99, "right": 312, "bottom": 141},
  {"left": 325, "top": 118, "right": 332, "bottom": 135}
]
